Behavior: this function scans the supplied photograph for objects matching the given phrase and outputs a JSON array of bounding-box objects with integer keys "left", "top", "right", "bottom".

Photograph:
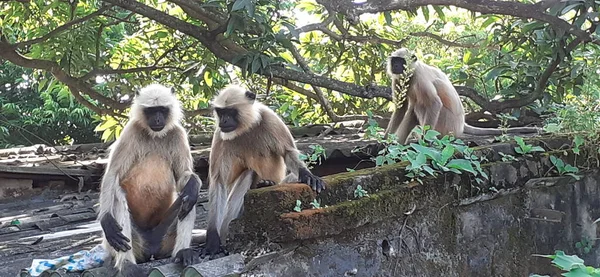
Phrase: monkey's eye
[{"left": 245, "top": 91, "right": 256, "bottom": 100}]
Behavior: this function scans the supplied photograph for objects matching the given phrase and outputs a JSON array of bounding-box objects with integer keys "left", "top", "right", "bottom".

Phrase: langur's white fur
[
  {"left": 385, "top": 48, "right": 539, "bottom": 144},
  {"left": 129, "top": 84, "right": 183, "bottom": 138},
  {"left": 206, "top": 85, "right": 319, "bottom": 252},
  {"left": 97, "top": 84, "right": 199, "bottom": 272},
  {"left": 212, "top": 84, "right": 262, "bottom": 141}
]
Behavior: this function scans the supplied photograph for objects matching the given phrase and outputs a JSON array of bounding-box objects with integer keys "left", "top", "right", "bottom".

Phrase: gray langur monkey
[
  {"left": 385, "top": 48, "right": 540, "bottom": 144},
  {"left": 97, "top": 84, "right": 201, "bottom": 276},
  {"left": 202, "top": 85, "right": 325, "bottom": 258}
]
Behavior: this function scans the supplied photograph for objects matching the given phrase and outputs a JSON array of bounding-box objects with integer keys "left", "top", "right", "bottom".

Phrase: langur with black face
[
  {"left": 203, "top": 85, "right": 325, "bottom": 258},
  {"left": 385, "top": 48, "right": 540, "bottom": 144},
  {"left": 97, "top": 84, "right": 201, "bottom": 276}
]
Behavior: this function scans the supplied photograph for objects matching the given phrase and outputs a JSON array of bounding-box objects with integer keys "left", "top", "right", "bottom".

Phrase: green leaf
[
  {"left": 550, "top": 155, "right": 565, "bottom": 168},
  {"left": 440, "top": 145, "right": 455, "bottom": 165},
  {"left": 293, "top": 199, "right": 302, "bottom": 212},
  {"left": 204, "top": 71, "right": 213, "bottom": 87},
  {"left": 564, "top": 165, "right": 578, "bottom": 173},
  {"left": 433, "top": 6, "right": 445, "bottom": 21},
  {"left": 486, "top": 66, "right": 508, "bottom": 81},
  {"left": 409, "top": 152, "right": 427, "bottom": 169},
  {"left": 481, "top": 16, "right": 499, "bottom": 29},
  {"left": 424, "top": 130, "right": 441, "bottom": 141},
  {"left": 463, "top": 51, "right": 472, "bottom": 64},
  {"left": 410, "top": 143, "right": 441, "bottom": 161},
  {"left": 10, "top": 219, "right": 20, "bottom": 225},
  {"left": 550, "top": 251, "right": 585, "bottom": 271},
  {"left": 446, "top": 159, "right": 476, "bottom": 174},
  {"left": 375, "top": 155, "right": 384, "bottom": 166},
  {"left": 231, "top": 0, "right": 250, "bottom": 11},
  {"left": 561, "top": 3, "right": 582, "bottom": 15},
  {"left": 155, "top": 31, "right": 168, "bottom": 38},
  {"left": 530, "top": 146, "right": 545, "bottom": 152},
  {"left": 421, "top": 6, "right": 430, "bottom": 22},
  {"left": 251, "top": 56, "right": 261, "bottom": 73},
  {"left": 574, "top": 135, "right": 584, "bottom": 148},
  {"left": 383, "top": 11, "right": 392, "bottom": 25}
]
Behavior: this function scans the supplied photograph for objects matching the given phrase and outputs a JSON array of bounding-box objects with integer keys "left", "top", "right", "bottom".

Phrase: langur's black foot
[
  {"left": 200, "top": 236, "right": 229, "bottom": 260},
  {"left": 200, "top": 245, "right": 228, "bottom": 260},
  {"left": 255, "top": 179, "right": 277, "bottom": 188},
  {"left": 298, "top": 167, "right": 326, "bottom": 193},
  {"left": 120, "top": 261, "right": 147, "bottom": 277},
  {"left": 174, "top": 248, "right": 198, "bottom": 266}
]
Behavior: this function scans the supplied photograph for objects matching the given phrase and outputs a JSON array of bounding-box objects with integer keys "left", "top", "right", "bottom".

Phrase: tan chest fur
[{"left": 120, "top": 154, "right": 176, "bottom": 230}]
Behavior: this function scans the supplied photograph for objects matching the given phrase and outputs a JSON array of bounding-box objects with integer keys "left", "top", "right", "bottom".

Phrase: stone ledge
[{"left": 229, "top": 134, "right": 593, "bottom": 249}]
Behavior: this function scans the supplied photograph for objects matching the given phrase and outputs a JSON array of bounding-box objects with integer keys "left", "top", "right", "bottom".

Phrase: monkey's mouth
[
  {"left": 150, "top": 125, "right": 165, "bottom": 132},
  {"left": 220, "top": 126, "right": 236, "bottom": 133}
]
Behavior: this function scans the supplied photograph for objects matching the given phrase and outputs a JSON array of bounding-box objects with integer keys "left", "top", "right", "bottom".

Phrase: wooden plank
[
  {"left": 0, "top": 165, "right": 101, "bottom": 178},
  {"left": 0, "top": 155, "right": 63, "bottom": 164}
]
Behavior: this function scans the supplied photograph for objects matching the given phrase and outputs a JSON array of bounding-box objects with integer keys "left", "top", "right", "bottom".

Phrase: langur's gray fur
[
  {"left": 203, "top": 85, "right": 323, "bottom": 256},
  {"left": 385, "top": 48, "right": 540, "bottom": 144},
  {"left": 97, "top": 84, "right": 200, "bottom": 272}
]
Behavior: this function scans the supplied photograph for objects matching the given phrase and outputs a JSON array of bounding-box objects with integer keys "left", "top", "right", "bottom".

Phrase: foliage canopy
[{"left": 0, "top": 0, "right": 599, "bottom": 144}]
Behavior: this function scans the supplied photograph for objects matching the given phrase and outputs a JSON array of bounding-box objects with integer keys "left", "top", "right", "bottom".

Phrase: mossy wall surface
[{"left": 228, "top": 135, "right": 600, "bottom": 276}]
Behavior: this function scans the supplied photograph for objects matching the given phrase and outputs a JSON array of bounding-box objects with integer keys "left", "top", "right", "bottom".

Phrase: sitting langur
[
  {"left": 385, "top": 48, "right": 540, "bottom": 144},
  {"left": 203, "top": 85, "right": 325, "bottom": 257},
  {"left": 98, "top": 84, "right": 201, "bottom": 276}
]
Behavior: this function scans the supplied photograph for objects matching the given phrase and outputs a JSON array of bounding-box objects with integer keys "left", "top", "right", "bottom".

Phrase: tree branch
[
  {"left": 101, "top": 0, "right": 392, "bottom": 100},
  {"left": 287, "top": 41, "right": 374, "bottom": 122},
  {"left": 81, "top": 65, "right": 180, "bottom": 80},
  {"left": 0, "top": 38, "right": 129, "bottom": 111},
  {"left": 410, "top": 32, "right": 477, "bottom": 48},
  {"left": 318, "top": 0, "right": 598, "bottom": 47},
  {"left": 16, "top": 6, "right": 112, "bottom": 47}
]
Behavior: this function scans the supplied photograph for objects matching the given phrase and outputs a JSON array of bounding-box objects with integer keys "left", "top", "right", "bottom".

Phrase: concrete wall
[{"left": 229, "top": 136, "right": 600, "bottom": 276}]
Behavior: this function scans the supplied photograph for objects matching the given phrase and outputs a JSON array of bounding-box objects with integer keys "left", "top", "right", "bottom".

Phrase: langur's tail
[{"left": 463, "top": 124, "right": 540, "bottom": 135}]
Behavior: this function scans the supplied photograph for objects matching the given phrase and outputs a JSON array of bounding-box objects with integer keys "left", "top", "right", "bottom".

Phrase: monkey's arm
[
  {"left": 385, "top": 80, "right": 408, "bottom": 136},
  {"left": 172, "top": 128, "right": 201, "bottom": 220},
  {"left": 284, "top": 148, "right": 325, "bottom": 193}
]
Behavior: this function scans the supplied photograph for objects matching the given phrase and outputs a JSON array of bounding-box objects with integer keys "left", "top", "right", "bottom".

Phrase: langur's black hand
[
  {"left": 174, "top": 248, "right": 198, "bottom": 266},
  {"left": 178, "top": 177, "right": 200, "bottom": 220},
  {"left": 299, "top": 168, "right": 326, "bottom": 193},
  {"left": 100, "top": 213, "right": 131, "bottom": 252}
]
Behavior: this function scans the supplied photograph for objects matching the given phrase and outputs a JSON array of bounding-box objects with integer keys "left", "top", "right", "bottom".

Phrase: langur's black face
[
  {"left": 144, "top": 106, "right": 170, "bottom": 132},
  {"left": 215, "top": 107, "right": 239, "bottom": 133},
  {"left": 390, "top": 56, "right": 407, "bottom": 75}
]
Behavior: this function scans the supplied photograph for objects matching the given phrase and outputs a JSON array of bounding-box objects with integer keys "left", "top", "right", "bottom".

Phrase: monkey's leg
[
  {"left": 385, "top": 103, "right": 408, "bottom": 136},
  {"left": 220, "top": 169, "right": 255, "bottom": 239},
  {"left": 415, "top": 101, "right": 442, "bottom": 131},
  {"left": 394, "top": 107, "right": 419, "bottom": 144},
  {"left": 204, "top": 176, "right": 229, "bottom": 258}
]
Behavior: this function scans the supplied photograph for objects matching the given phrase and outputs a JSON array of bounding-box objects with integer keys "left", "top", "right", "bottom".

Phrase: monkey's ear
[
  {"left": 245, "top": 90, "right": 256, "bottom": 101},
  {"left": 170, "top": 87, "right": 176, "bottom": 95}
]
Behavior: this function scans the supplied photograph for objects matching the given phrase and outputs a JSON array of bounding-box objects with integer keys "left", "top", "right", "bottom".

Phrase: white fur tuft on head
[
  {"left": 129, "top": 84, "right": 183, "bottom": 138},
  {"left": 390, "top": 48, "right": 412, "bottom": 59},
  {"left": 213, "top": 84, "right": 261, "bottom": 140}
]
